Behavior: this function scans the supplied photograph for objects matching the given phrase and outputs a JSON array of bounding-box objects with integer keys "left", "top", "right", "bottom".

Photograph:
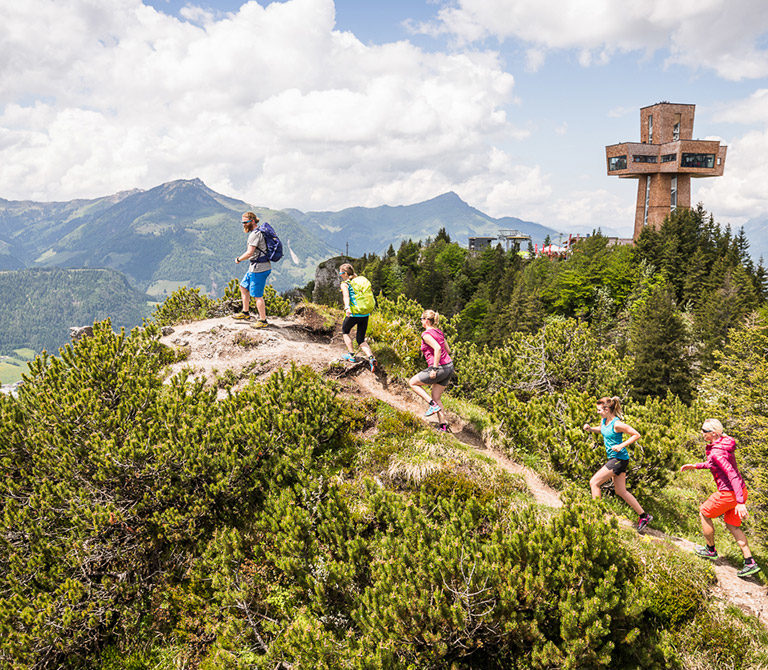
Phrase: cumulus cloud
[
  {"left": 421, "top": 0, "right": 768, "bottom": 81},
  {"left": 688, "top": 90, "right": 768, "bottom": 224},
  {"left": 0, "top": 0, "right": 547, "bottom": 215}
]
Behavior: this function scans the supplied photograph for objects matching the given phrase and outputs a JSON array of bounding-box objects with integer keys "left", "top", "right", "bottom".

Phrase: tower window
[
  {"left": 681, "top": 153, "right": 715, "bottom": 168},
  {"left": 648, "top": 114, "right": 653, "bottom": 143},
  {"left": 608, "top": 155, "right": 627, "bottom": 170}
]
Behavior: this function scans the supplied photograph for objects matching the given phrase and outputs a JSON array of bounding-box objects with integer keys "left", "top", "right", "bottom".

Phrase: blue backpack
[{"left": 253, "top": 222, "right": 284, "bottom": 263}]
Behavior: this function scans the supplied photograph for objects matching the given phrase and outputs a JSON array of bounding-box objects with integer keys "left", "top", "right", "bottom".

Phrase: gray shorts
[{"left": 416, "top": 362, "right": 454, "bottom": 385}]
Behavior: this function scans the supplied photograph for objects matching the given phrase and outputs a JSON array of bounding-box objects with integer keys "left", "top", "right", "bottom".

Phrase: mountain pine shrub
[
  {"left": 454, "top": 317, "right": 631, "bottom": 404},
  {"left": 152, "top": 284, "right": 216, "bottom": 325},
  {"left": 279, "top": 493, "right": 672, "bottom": 668},
  {"left": 0, "top": 322, "right": 354, "bottom": 668}
]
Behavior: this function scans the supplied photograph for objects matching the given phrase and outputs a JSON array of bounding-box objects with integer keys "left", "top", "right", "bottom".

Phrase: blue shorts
[{"left": 240, "top": 269, "right": 271, "bottom": 298}]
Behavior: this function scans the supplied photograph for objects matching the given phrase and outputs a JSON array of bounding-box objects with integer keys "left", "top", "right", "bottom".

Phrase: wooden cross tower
[{"left": 606, "top": 102, "right": 727, "bottom": 240}]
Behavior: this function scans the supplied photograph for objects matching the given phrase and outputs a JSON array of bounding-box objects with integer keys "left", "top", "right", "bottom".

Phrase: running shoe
[
  {"left": 695, "top": 546, "right": 718, "bottom": 560},
  {"left": 233, "top": 312, "right": 251, "bottom": 320},
  {"left": 637, "top": 513, "right": 653, "bottom": 532},
  {"left": 252, "top": 319, "right": 268, "bottom": 329},
  {"left": 737, "top": 561, "right": 761, "bottom": 578},
  {"left": 341, "top": 352, "right": 356, "bottom": 362},
  {"left": 425, "top": 401, "right": 441, "bottom": 417}
]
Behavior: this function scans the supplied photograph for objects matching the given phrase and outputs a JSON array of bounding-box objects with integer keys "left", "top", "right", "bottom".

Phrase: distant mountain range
[
  {"left": 2, "top": 178, "right": 764, "bottom": 301},
  {"left": 286, "top": 191, "right": 559, "bottom": 257},
  {"left": 0, "top": 179, "right": 562, "bottom": 297},
  {"left": 0, "top": 179, "right": 336, "bottom": 296}
]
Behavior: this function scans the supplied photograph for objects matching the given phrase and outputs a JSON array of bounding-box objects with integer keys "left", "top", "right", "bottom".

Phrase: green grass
[
  {"left": 0, "top": 349, "right": 37, "bottom": 384},
  {"left": 0, "top": 363, "right": 25, "bottom": 385},
  {"left": 146, "top": 279, "right": 189, "bottom": 297},
  {"left": 442, "top": 395, "right": 495, "bottom": 434}
]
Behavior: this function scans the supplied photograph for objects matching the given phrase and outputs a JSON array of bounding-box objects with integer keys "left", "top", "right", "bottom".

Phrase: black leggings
[{"left": 342, "top": 315, "right": 369, "bottom": 345}]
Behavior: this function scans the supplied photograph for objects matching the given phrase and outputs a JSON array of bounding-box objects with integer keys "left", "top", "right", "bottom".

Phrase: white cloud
[
  {"left": 699, "top": 128, "right": 768, "bottom": 223},
  {"left": 421, "top": 0, "right": 768, "bottom": 81},
  {"left": 0, "top": 0, "right": 538, "bottom": 213},
  {"left": 694, "top": 91, "right": 768, "bottom": 224}
]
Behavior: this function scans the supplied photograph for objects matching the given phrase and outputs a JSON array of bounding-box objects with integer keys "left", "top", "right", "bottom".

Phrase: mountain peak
[
  {"left": 429, "top": 191, "right": 466, "bottom": 206},
  {"left": 160, "top": 177, "right": 209, "bottom": 192}
]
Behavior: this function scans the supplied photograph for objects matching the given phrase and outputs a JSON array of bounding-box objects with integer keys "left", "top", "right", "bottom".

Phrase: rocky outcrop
[
  {"left": 312, "top": 256, "right": 348, "bottom": 306},
  {"left": 69, "top": 326, "right": 94, "bottom": 341}
]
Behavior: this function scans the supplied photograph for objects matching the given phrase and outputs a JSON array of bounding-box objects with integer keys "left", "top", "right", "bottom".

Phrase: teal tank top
[{"left": 601, "top": 417, "right": 629, "bottom": 460}]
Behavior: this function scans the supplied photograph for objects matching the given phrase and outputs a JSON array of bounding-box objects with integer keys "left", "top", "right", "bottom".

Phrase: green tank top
[{"left": 601, "top": 417, "right": 629, "bottom": 460}]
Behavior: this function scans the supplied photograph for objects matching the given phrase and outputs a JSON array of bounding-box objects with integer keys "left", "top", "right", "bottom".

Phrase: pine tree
[{"left": 628, "top": 284, "right": 693, "bottom": 402}]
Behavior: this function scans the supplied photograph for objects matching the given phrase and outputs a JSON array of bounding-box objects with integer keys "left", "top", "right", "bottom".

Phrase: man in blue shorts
[{"left": 234, "top": 211, "right": 271, "bottom": 328}]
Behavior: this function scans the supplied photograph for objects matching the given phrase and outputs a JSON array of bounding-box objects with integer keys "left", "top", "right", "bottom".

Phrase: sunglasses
[{"left": 701, "top": 429, "right": 713, "bottom": 433}]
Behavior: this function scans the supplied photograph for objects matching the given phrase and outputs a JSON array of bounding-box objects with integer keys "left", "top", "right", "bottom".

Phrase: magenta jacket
[{"left": 693, "top": 434, "right": 746, "bottom": 504}]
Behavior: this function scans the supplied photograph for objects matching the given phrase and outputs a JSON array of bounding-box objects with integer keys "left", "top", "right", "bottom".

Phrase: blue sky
[{"left": 3, "top": 0, "right": 768, "bottom": 239}]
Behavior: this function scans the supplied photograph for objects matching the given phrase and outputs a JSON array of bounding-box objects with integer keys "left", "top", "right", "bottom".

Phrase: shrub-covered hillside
[{"left": 1, "top": 270, "right": 768, "bottom": 667}]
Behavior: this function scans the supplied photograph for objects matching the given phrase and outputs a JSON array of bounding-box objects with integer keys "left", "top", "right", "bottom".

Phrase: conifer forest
[{"left": 2, "top": 207, "right": 768, "bottom": 668}]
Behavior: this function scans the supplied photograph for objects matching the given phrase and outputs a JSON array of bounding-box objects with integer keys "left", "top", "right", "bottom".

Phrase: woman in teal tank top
[{"left": 583, "top": 396, "right": 653, "bottom": 532}]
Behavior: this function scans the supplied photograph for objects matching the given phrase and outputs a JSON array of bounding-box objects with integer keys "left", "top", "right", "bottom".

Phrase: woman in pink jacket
[{"left": 680, "top": 418, "right": 760, "bottom": 578}]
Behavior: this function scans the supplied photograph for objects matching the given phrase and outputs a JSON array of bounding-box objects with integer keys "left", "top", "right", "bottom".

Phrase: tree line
[{"left": 332, "top": 206, "right": 766, "bottom": 403}]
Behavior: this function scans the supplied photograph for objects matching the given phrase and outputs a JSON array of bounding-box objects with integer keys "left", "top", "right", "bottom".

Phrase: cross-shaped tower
[{"left": 606, "top": 102, "right": 727, "bottom": 240}]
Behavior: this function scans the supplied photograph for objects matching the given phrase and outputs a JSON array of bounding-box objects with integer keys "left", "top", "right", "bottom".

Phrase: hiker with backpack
[
  {"left": 681, "top": 418, "right": 760, "bottom": 577},
  {"left": 583, "top": 396, "right": 653, "bottom": 532},
  {"left": 338, "top": 263, "right": 377, "bottom": 371},
  {"left": 408, "top": 310, "right": 453, "bottom": 432},
  {"left": 234, "top": 211, "right": 283, "bottom": 328}
]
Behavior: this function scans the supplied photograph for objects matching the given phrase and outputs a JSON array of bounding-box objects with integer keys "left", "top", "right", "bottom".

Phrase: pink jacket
[{"left": 693, "top": 434, "right": 746, "bottom": 504}]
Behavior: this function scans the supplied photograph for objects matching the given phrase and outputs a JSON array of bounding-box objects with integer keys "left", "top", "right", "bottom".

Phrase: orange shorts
[{"left": 700, "top": 490, "right": 748, "bottom": 527}]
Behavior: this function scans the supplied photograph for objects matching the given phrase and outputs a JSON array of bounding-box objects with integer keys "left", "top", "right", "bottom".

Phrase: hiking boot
[
  {"left": 425, "top": 401, "right": 441, "bottom": 417},
  {"left": 252, "top": 319, "right": 268, "bottom": 329},
  {"left": 637, "top": 513, "right": 653, "bottom": 532},
  {"left": 233, "top": 311, "right": 251, "bottom": 321},
  {"left": 737, "top": 561, "right": 761, "bottom": 578},
  {"left": 341, "top": 352, "right": 356, "bottom": 362},
  {"left": 695, "top": 546, "right": 718, "bottom": 560}
]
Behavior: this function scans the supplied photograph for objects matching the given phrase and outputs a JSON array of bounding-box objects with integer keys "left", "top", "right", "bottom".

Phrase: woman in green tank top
[{"left": 583, "top": 396, "right": 652, "bottom": 532}]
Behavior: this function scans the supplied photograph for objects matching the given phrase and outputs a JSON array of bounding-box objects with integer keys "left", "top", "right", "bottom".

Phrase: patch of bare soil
[
  {"left": 640, "top": 526, "right": 768, "bottom": 626},
  {"left": 160, "top": 312, "right": 768, "bottom": 627},
  {"left": 160, "top": 312, "right": 341, "bottom": 399}
]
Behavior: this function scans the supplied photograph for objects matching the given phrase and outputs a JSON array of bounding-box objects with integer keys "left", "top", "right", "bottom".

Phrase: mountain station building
[{"left": 605, "top": 102, "right": 727, "bottom": 240}]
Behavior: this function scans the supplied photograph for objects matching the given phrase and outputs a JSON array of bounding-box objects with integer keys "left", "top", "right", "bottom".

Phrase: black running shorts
[{"left": 605, "top": 457, "right": 629, "bottom": 475}]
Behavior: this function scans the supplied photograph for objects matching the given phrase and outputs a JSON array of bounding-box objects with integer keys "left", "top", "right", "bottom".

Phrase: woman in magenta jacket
[{"left": 681, "top": 418, "right": 760, "bottom": 577}]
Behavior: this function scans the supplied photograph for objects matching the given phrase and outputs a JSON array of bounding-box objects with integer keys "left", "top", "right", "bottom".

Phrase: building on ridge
[
  {"left": 468, "top": 229, "right": 531, "bottom": 253},
  {"left": 605, "top": 102, "right": 727, "bottom": 240}
]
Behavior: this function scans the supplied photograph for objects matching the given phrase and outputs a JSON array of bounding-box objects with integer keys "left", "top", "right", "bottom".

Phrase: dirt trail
[{"left": 160, "top": 313, "right": 768, "bottom": 627}]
